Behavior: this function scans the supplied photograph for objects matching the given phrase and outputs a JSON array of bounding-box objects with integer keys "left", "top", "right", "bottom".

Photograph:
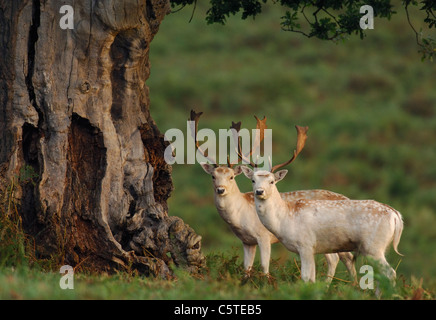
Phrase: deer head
[
  {"left": 190, "top": 110, "right": 267, "bottom": 197},
  {"left": 241, "top": 124, "right": 309, "bottom": 199},
  {"left": 240, "top": 166, "right": 288, "bottom": 200},
  {"left": 201, "top": 164, "right": 244, "bottom": 196}
]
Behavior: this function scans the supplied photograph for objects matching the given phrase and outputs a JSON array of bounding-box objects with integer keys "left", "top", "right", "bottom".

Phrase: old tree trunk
[{"left": 0, "top": 0, "right": 204, "bottom": 276}]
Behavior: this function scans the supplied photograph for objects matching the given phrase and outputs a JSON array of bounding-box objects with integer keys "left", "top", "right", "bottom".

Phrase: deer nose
[
  {"left": 255, "top": 189, "right": 264, "bottom": 196},
  {"left": 217, "top": 188, "right": 225, "bottom": 195}
]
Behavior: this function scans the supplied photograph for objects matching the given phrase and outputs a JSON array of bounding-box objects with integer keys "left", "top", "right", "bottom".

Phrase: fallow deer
[
  {"left": 190, "top": 110, "right": 356, "bottom": 281},
  {"left": 240, "top": 125, "right": 403, "bottom": 283}
]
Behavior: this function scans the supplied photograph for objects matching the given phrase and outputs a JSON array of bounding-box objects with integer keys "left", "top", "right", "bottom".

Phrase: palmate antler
[
  {"left": 189, "top": 110, "right": 268, "bottom": 168},
  {"left": 236, "top": 122, "right": 308, "bottom": 171},
  {"left": 270, "top": 125, "right": 309, "bottom": 172},
  {"left": 234, "top": 115, "right": 267, "bottom": 169}
]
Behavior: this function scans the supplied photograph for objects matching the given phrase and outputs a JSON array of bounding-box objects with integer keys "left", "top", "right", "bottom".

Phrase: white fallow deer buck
[
  {"left": 240, "top": 125, "right": 404, "bottom": 283},
  {"left": 190, "top": 110, "right": 356, "bottom": 282}
]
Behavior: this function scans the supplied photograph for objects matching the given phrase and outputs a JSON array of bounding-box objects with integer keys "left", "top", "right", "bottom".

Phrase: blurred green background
[{"left": 148, "top": 2, "right": 436, "bottom": 283}]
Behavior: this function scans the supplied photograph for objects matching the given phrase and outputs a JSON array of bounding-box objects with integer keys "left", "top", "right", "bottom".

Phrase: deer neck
[
  {"left": 214, "top": 184, "right": 245, "bottom": 220},
  {"left": 254, "top": 187, "right": 288, "bottom": 233}
]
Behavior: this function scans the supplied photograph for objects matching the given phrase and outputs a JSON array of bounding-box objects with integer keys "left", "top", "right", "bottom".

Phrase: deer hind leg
[
  {"left": 324, "top": 253, "right": 339, "bottom": 283},
  {"left": 378, "top": 255, "right": 396, "bottom": 281},
  {"left": 366, "top": 252, "right": 397, "bottom": 299},
  {"left": 367, "top": 252, "right": 396, "bottom": 281},
  {"left": 338, "top": 252, "right": 357, "bottom": 283}
]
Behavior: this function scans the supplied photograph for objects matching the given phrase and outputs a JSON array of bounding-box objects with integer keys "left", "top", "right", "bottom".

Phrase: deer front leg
[
  {"left": 243, "top": 244, "right": 256, "bottom": 274},
  {"left": 257, "top": 238, "right": 272, "bottom": 275},
  {"left": 299, "top": 249, "right": 316, "bottom": 282}
]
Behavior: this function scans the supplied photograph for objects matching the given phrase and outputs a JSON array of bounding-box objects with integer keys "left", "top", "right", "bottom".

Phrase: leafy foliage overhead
[{"left": 170, "top": 0, "right": 435, "bottom": 60}]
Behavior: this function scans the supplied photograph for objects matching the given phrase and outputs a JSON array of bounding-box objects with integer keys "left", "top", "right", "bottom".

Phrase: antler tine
[
  {"left": 189, "top": 109, "right": 218, "bottom": 167},
  {"left": 233, "top": 115, "right": 267, "bottom": 169},
  {"left": 228, "top": 121, "right": 242, "bottom": 168},
  {"left": 250, "top": 115, "right": 267, "bottom": 158},
  {"left": 270, "top": 125, "right": 309, "bottom": 173},
  {"left": 189, "top": 110, "right": 202, "bottom": 134},
  {"left": 231, "top": 120, "right": 257, "bottom": 168},
  {"left": 236, "top": 140, "right": 257, "bottom": 168}
]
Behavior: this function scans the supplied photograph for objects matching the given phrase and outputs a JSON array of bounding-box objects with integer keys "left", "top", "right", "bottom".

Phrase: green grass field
[
  {"left": 0, "top": 253, "right": 432, "bottom": 300},
  {"left": 1, "top": 2, "right": 436, "bottom": 299}
]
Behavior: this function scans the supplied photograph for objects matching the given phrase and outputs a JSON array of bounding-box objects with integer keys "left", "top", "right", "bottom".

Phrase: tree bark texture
[{"left": 0, "top": 0, "right": 204, "bottom": 276}]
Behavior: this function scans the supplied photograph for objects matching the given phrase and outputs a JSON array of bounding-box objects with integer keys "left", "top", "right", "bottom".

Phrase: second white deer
[{"left": 240, "top": 125, "right": 404, "bottom": 283}]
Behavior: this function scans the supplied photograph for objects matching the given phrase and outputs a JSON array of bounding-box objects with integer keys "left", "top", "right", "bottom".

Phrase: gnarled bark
[{"left": 0, "top": 0, "right": 204, "bottom": 276}]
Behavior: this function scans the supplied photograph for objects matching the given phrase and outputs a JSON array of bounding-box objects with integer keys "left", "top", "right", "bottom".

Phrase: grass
[
  {"left": 1, "top": 2, "right": 436, "bottom": 299},
  {"left": 0, "top": 250, "right": 432, "bottom": 300}
]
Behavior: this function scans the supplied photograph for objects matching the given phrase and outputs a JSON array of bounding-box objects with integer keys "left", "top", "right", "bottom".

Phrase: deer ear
[
  {"left": 240, "top": 165, "right": 254, "bottom": 180},
  {"left": 274, "top": 170, "right": 288, "bottom": 182},
  {"left": 233, "top": 165, "right": 243, "bottom": 176},
  {"left": 200, "top": 163, "right": 215, "bottom": 175}
]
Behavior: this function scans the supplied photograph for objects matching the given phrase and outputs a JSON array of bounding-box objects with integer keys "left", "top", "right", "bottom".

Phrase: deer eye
[
  {"left": 270, "top": 180, "right": 274, "bottom": 184},
  {"left": 251, "top": 180, "right": 255, "bottom": 183},
  {"left": 212, "top": 176, "right": 215, "bottom": 180},
  {"left": 230, "top": 176, "right": 234, "bottom": 180}
]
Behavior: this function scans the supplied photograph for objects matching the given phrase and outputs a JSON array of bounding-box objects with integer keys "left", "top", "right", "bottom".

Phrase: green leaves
[
  {"left": 279, "top": 0, "right": 394, "bottom": 41},
  {"left": 170, "top": 0, "right": 435, "bottom": 60},
  {"left": 404, "top": 0, "right": 436, "bottom": 60},
  {"left": 205, "top": 0, "right": 267, "bottom": 25},
  {"left": 280, "top": 11, "right": 300, "bottom": 32}
]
